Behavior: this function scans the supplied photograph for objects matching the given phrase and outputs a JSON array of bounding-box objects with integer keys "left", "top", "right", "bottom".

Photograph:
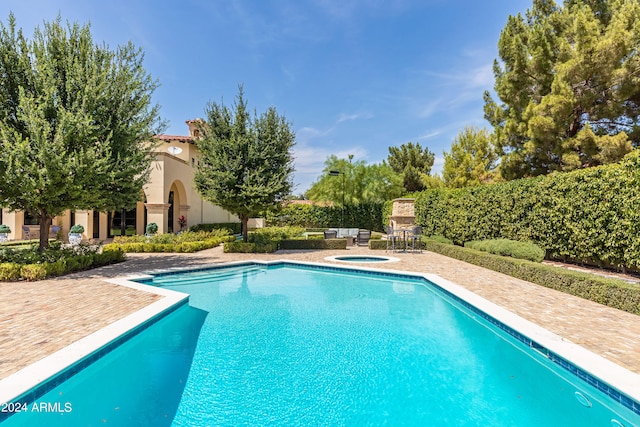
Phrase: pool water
[{"left": 3, "top": 263, "right": 638, "bottom": 426}]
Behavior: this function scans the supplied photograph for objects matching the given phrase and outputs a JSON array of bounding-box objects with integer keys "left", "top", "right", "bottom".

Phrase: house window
[
  {"left": 193, "top": 129, "right": 200, "bottom": 138},
  {"left": 24, "top": 211, "right": 39, "bottom": 225}
]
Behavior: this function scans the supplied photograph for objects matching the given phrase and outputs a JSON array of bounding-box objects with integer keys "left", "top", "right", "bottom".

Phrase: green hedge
[
  {"left": 189, "top": 222, "right": 242, "bottom": 234},
  {"left": 423, "top": 240, "right": 640, "bottom": 315},
  {"left": 0, "top": 248, "right": 126, "bottom": 281},
  {"left": 465, "top": 239, "right": 545, "bottom": 263},
  {"left": 267, "top": 203, "right": 386, "bottom": 232},
  {"left": 415, "top": 150, "right": 640, "bottom": 270},
  {"left": 104, "top": 236, "right": 235, "bottom": 253},
  {"left": 223, "top": 241, "right": 278, "bottom": 253},
  {"left": 280, "top": 239, "right": 348, "bottom": 250},
  {"left": 369, "top": 239, "right": 407, "bottom": 250}
]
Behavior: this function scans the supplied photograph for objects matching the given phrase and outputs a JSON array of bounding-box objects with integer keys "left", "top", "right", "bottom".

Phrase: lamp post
[{"left": 329, "top": 169, "right": 344, "bottom": 227}]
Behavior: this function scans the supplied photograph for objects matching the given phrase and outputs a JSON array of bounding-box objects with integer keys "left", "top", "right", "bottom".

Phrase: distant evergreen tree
[
  {"left": 386, "top": 142, "right": 435, "bottom": 192},
  {"left": 194, "top": 85, "right": 295, "bottom": 242},
  {"left": 443, "top": 127, "right": 500, "bottom": 188},
  {"left": 0, "top": 14, "right": 162, "bottom": 251},
  {"left": 484, "top": 0, "right": 640, "bottom": 179}
]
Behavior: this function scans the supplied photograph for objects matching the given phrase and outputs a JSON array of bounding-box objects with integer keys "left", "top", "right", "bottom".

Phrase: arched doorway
[{"left": 167, "top": 180, "right": 188, "bottom": 233}]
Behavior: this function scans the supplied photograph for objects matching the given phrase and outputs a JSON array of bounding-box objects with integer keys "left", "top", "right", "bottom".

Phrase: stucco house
[{"left": 0, "top": 120, "right": 239, "bottom": 241}]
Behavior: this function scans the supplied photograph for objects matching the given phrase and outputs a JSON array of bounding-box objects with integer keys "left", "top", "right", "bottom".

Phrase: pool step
[{"left": 151, "top": 266, "right": 264, "bottom": 287}]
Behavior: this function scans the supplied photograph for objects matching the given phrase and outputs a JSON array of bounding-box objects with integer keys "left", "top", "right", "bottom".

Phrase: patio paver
[{"left": 1, "top": 245, "right": 638, "bottom": 383}]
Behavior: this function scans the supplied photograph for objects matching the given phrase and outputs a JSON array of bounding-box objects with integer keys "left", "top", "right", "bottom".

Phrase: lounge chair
[
  {"left": 324, "top": 229, "right": 337, "bottom": 239},
  {"left": 356, "top": 230, "right": 371, "bottom": 246}
]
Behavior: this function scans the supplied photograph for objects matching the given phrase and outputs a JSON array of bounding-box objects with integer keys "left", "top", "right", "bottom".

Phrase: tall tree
[
  {"left": 194, "top": 86, "right": 295, "bottom": 242},
  {"left": 305, "top": 155, "right": 404, "bottom": 204},
  {"left": 484, "top": 0, "right": 640, "bottom": 179},
  {"left": 387, "top": 142, "right": 435, "bottom": 192},
  {"left": 0, "top": 14, "right": 162, "bottom": 250},
  {"left": 443, "top": 127, "right": 500, "bottom": 188}
]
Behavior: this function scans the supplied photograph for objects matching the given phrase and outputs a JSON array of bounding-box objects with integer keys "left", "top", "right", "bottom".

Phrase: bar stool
[
  {"left": 407, "top": 226, "right": 422, "bottom": 253},
  {"left": 386, "top": 226, "right": 399, "bottom": 252}
]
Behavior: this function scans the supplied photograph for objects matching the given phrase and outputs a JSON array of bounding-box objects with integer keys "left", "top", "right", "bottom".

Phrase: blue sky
[{"left": 2, "top": 0, "right": 531, "bottom": 194}]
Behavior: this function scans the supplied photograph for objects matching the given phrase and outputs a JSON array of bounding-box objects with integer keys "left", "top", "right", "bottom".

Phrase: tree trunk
[
  {"left": 241, "top": 214, "right": 249, "bottom": 242},
  {"left": 38, "top": 213, "right": 52, "bottom": 253}
]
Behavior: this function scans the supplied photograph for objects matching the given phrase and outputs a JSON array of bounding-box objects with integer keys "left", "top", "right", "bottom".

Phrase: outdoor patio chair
[
  {"left": 386, "top": 226, "right": 400, "bottom": 252},
  {"left": 22, "top": 225, "right": 32, "bottom": 240},
  {"left": 408, "top": 226, "right": 422, "bottom": 253},
  {"left": 324, "top": 229, "right": 337, "bottom": 239},
  {"left": 356, "top": 230, "right": 371, "bottom": 246}
]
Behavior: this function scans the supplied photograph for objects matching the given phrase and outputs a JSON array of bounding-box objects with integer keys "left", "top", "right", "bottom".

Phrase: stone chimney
[{"left": 389, "top": 198, "right": 415, "bottom": 230}]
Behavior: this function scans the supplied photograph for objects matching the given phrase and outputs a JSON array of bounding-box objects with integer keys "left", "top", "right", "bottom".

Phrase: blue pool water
[{"left": 3, "top": 263, "right": 639, "bottom": 426}]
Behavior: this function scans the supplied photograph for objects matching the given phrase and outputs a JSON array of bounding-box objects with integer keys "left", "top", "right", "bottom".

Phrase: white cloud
[{"left": 336, "top": 112, "right": 373, "bottom": 123}]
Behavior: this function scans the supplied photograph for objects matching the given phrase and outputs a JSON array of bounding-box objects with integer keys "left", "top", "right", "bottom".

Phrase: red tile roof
[{"left": 154, "top": 134, "right": 193, "bottom": 143}]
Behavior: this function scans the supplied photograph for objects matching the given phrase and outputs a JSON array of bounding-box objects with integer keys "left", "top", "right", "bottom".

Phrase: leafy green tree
[
  {"left": 387, "top": 142, "right": 435, "bottom": 192},
  {"left": 305, "top": 155, "right": 404, "bottom": 205},
  {"left": 443, "top": 127, "right": 500, "bottom": 188},
  {"left": 0, "top": 14, "right": 162, "bottom": 251},
  {"left": 484, "top": 0, "right": 640, "bottom": 179},
  {"left": 194, "top": 86, "right": 295, "bottom": 242}
]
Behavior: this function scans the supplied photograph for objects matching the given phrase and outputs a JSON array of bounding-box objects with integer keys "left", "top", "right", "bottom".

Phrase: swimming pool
[{"left": 2, "top": 261, "right": 639, "bottom": 426}]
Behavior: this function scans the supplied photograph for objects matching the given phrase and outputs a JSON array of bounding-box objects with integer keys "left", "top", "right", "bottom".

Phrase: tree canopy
[
  {"left": 194, "top": 86, "right": 295, "bottom": 241},
  {"left": 386, "top": 142, "right": 435, "bottom": 192},
  {"left": 305, "top": 155, "right": 404, "bottom": 205},
  {"left": 443, "top": 127, "right": 500, "bottom": 188},
  {"left": 484, "top": 0, "right": 640, "bottom": 179},
  {"left": 0, "top": 14, "right": 162, "bottom": 250}
]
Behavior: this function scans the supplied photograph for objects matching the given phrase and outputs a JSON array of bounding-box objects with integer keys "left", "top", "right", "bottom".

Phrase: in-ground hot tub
[{"left": 324, "top": 255, "right": 400, "bottom": 263}]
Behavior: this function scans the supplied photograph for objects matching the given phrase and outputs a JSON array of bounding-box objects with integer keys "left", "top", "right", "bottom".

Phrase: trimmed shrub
[
  {"left": 0, "top": 262, "right": 21, "bottom": 280},
  {"left": 189, "top": 223, "right": 241, "bottom": 234},
  {"left": 249, "top": 226, "right": 305, "bottom": 242},
  {"left": 45, "top": 260, "right": 66, "bottom": 276},
  {"left": 20, "top": 264, "right": 47, "bottom": 281},
  {"left": 369, "top": 239, "right": 407, "bottom": 250},
  {"left": 427, "top": 235, "right": 453, "bottom": 245},
  {"left": 223, "top": 241, "right": 278, "bottom": 253},
  {"left": 423, "top": 240, "right": 640, "bottom": 315},
  {"left": 280, "top": 239, "right": 348, "bottom": 250},
  {"left": 465, "top": 239, "right": 545, "bottom": 263},
  {"left": 104, "top": 235, "right": 235, "bottom": 253}
]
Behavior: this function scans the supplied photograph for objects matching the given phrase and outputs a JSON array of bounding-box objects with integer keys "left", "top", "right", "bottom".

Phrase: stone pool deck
[{"left": 1, "top": 245, "right": 639, "bottom": 382}]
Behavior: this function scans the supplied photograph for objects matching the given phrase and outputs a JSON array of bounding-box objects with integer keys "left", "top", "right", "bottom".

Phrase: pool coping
[
  {"left": 3, "top": 259, "right": 640, "bottom": 419},
  {"left": 0, "top": 275, "right": 189, "bottom": 407}
]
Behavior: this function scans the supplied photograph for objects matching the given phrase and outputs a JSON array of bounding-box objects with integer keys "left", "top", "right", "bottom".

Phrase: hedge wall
[
  {"left": 267, "top": 203, "right": 386, "bottom": 232},
  {"left": 415, "top": 151, "right": 640, "bottom": 270},
  {"left": 189, "top": 223, "right": 242, "bottom": 234},
  {"left": 279, "top": 238, "right": 348, "bottom": 250},
  {"left": 422, "top": 240, "right": 640, "bottom": 315}
]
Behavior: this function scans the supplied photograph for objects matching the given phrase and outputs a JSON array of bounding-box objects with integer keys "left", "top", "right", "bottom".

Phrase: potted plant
[
  {"left": 69, "top": 224, "right": 84, "bottom": 245},
  {"left": 146, "top": 222, "right": 158, "bottom": 236},
  {"left": 178, "top": 215, "right": 187, "bottom": 231},
  {"left": 0, "top": 224, "right": 10, "bottom": 243}
]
